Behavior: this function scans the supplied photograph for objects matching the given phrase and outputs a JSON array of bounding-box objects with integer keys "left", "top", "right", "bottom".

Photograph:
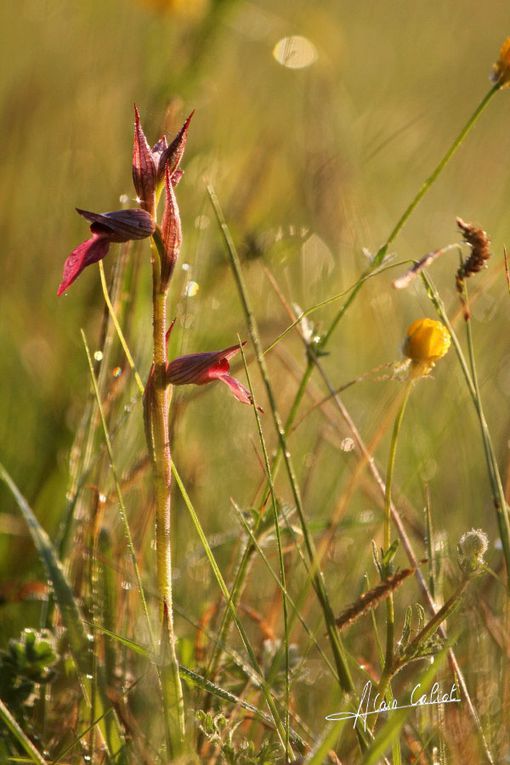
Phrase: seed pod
[{"left": 456, "top": 217, "right": 491, "bottom": 319}]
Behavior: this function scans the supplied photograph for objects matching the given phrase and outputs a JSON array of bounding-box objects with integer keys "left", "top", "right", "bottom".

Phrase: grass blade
[{"left": 0, "top": 697, "right": 47, "bottom": 765}]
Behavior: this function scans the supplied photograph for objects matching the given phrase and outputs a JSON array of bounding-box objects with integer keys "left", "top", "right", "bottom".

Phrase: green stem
[
  {"left": 148, "top": 258, "right": 185, "bottom": 755},
  {"left": 325, "top": 84, "right": 499, "bottom": 344},
  {"left": 423, "top": 273, "right": 510, "bottom": 588},
  {"left": 209, "top": 185, "right": 353, "bottom": 693},
  {"left": 373, "top": 83, "right": 499, "bottom": 266},
  {"left": 205, "top": 356, "right": 314, "bottom": 686},
  {"left": 379, "top": 379, "right": 414, "bottom": 699}
]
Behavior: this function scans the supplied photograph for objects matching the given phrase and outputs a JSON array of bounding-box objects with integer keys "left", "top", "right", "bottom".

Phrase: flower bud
[
  {"left": 491, "top": 37, "right": 510, "bottom": 89},
  {"left": 132, "top": 105, "right": 157, "bottom": 215},
  {"left": 403, "top": 318, "right": 451, "bottom": 376},
  {"left": 458, "top": 528, "right": 489, "bottom": 575}
]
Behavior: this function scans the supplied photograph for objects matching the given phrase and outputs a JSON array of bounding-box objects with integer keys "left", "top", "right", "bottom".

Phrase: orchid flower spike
[
  {"left": 57, "top": 208, "right": 155, "bottom": 296},
  {"left": 166, "top": 343, "right": 262, "bottom": 411},
  {"left": 132, "top": 104, "right": 193, "bottom": 215}
]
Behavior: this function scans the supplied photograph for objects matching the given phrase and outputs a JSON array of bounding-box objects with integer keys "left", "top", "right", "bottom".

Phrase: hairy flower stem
[
  {"left": 146, "top": 258, "right": 185, "bottom": 755},
  {"left": 380, "top": 379, "right": 414, "bottom": 694}
]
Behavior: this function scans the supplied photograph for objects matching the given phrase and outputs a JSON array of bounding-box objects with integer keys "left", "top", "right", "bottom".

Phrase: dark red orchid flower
[
  {"left": 57, "top": 208, "right": 155, "bottom": 296},
  {"left": 59, "top": 106, "right": 193, "bottom": 296},
  {"left": 166, "top": 343, "right": 262, "bottom": 410},
  {"left": 132, "top": 105, "right": 193, "bottom": 215}
]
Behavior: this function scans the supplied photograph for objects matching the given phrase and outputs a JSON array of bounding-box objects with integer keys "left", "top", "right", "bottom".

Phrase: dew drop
[
  {"left": 185, "top": 281, "right": 200, "bottom": 298},
  {"left": 112, "top": 366, "right": 123, "bottom": 379},
  {"left": 93, "top": 350, "right": 103, "bottom": 362},
  {"left": 194, "top": 214, "right": 210, "bottom": 230},
  {"left": 119, "top": 194, "right": 130, "bottom": 205},
  {"left": 359, "top": 510, "right": 374, "bottom": 524},
  {"left": 121, "top": 580, "right": 132, "bottom": 591},
  {"left": 273, "top": 35, "right": 318, "bottom": 69},
  {"left": 181, "top": 262, "right": 191, "bottom": 272},
  {"left": 340, "top": 437, "right": 355, "bottom": 453}
]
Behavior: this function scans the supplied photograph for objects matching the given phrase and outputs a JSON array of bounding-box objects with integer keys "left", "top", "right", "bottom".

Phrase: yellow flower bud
[
  {"left": 491, "top": 37, "right": 510, "bottom": 89},
  {"left": 403, "top": 318, "right": 451, "bottom": 374}
]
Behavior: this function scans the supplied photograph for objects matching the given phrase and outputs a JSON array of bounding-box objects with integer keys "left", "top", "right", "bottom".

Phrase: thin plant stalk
[
  {"left": 239, "top": 341, "right": 291, "bottom": 754},
  {"left": 207, "top": 358, "right": 313, "bottom": 672},
  {"left": 380, "top": 379, "right": 414, "bottom": 694},
  {"left": 422, "top": 272, "right": 510, "bottom": 587},
  {"left": 170, "top": 461, "right": 295, "bottom": 760},
  {"left": 208, "top": 184, "right": 353, "bottom": 694},
  {"left": 325, "top": 83, "right": 500, "bottom": 344},
  {"left": 145, "top": 250, "right": 186, "bottom": 754}
]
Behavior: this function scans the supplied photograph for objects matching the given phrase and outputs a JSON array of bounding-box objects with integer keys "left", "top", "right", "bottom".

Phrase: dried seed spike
[
  {"left": 132, "top": 104, "right": 157, "bottom": 215},
  {"left": 335, "top": 568, "right": 415, "bottom": 631},
  {"left": 455, "top": 217, "right": 491, "bottom": 320}
]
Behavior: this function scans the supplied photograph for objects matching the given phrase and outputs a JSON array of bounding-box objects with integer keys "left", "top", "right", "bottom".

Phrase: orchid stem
[{"left": 147, "top": 248, "right": 185, "bottom": 756}]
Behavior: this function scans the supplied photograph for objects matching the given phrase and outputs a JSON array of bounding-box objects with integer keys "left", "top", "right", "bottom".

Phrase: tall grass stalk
[
  {"left": 238, "top": 340, "right": 291, "bottom": 754},
  {"left": 325, "top": 83, "right": 500, "bottom": 345},
  {"left": 422, "top": 272, "right": 510, "bottom": 586}
]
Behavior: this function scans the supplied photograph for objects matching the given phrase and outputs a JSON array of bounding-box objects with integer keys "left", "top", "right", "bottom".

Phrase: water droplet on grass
[{"left": 185, "top": 281, "right": 200, "bottom": 297}]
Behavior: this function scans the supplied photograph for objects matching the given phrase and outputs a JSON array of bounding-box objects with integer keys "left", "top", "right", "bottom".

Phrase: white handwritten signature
[{"left": 325, "top": 681, "right": 461, "bottom": 729}]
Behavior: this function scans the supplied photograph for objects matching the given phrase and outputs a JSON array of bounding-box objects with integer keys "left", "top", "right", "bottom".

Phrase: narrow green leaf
[{"left": 0, "top": 697, "right": 46, "bottom": 765}]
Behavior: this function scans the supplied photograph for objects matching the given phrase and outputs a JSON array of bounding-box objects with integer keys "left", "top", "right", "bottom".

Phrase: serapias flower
[
  {"left": 57, "top": 208, "right": 155, "bottom": 295},
  {"left": 403, "top": 318, "right": 451, "bottom": 376},
  {"left": 491, "top": 37, "right": 510, "bottom": 89},
  {"left": 132, "top": 104, "right": 193, "bottom": 215},
  {"left": 166, "top": 343, "right": 262, "bottom": 410}
]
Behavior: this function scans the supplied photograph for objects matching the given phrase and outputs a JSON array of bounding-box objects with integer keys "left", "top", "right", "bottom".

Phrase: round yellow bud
[{"left": 403, "top": 318, "right": 451, "bottom": 365}]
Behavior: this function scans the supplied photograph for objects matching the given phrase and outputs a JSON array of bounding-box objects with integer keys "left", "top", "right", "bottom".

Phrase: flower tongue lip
[{"left": 76, "top": 208, "right": 156, "bottom": 240}]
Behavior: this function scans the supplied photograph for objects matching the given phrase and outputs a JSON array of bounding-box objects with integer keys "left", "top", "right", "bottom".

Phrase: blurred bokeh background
[{"left": 1, "top": 0, "right": 510, "bottom": 758}]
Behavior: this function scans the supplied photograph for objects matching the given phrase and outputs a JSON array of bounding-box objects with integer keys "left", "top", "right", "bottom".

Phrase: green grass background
[{"left": 1, "top": 0, "right": 510, "bottom": 760}]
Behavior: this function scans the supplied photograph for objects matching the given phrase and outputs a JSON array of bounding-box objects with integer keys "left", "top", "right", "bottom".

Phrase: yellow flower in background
[
  {"left": 139, "top": 0, "right": 209, "bottom": 20},
  {"left": 491, "top": 37, "right": 510, "bottom": 89},
  {"left": 403, "top": 318, "right": 450, "bottom": 376}
]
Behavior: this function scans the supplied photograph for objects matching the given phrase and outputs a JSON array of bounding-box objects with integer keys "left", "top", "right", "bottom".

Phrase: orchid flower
[
  {"left": 57, "top": 208, "right": 155, "bottom": 296},
  {"left": 166, "top": 343, "right": 262, "bottom": 410},
  {"left": 58, "top": 105, "right": 193, "bottom": 295}
]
